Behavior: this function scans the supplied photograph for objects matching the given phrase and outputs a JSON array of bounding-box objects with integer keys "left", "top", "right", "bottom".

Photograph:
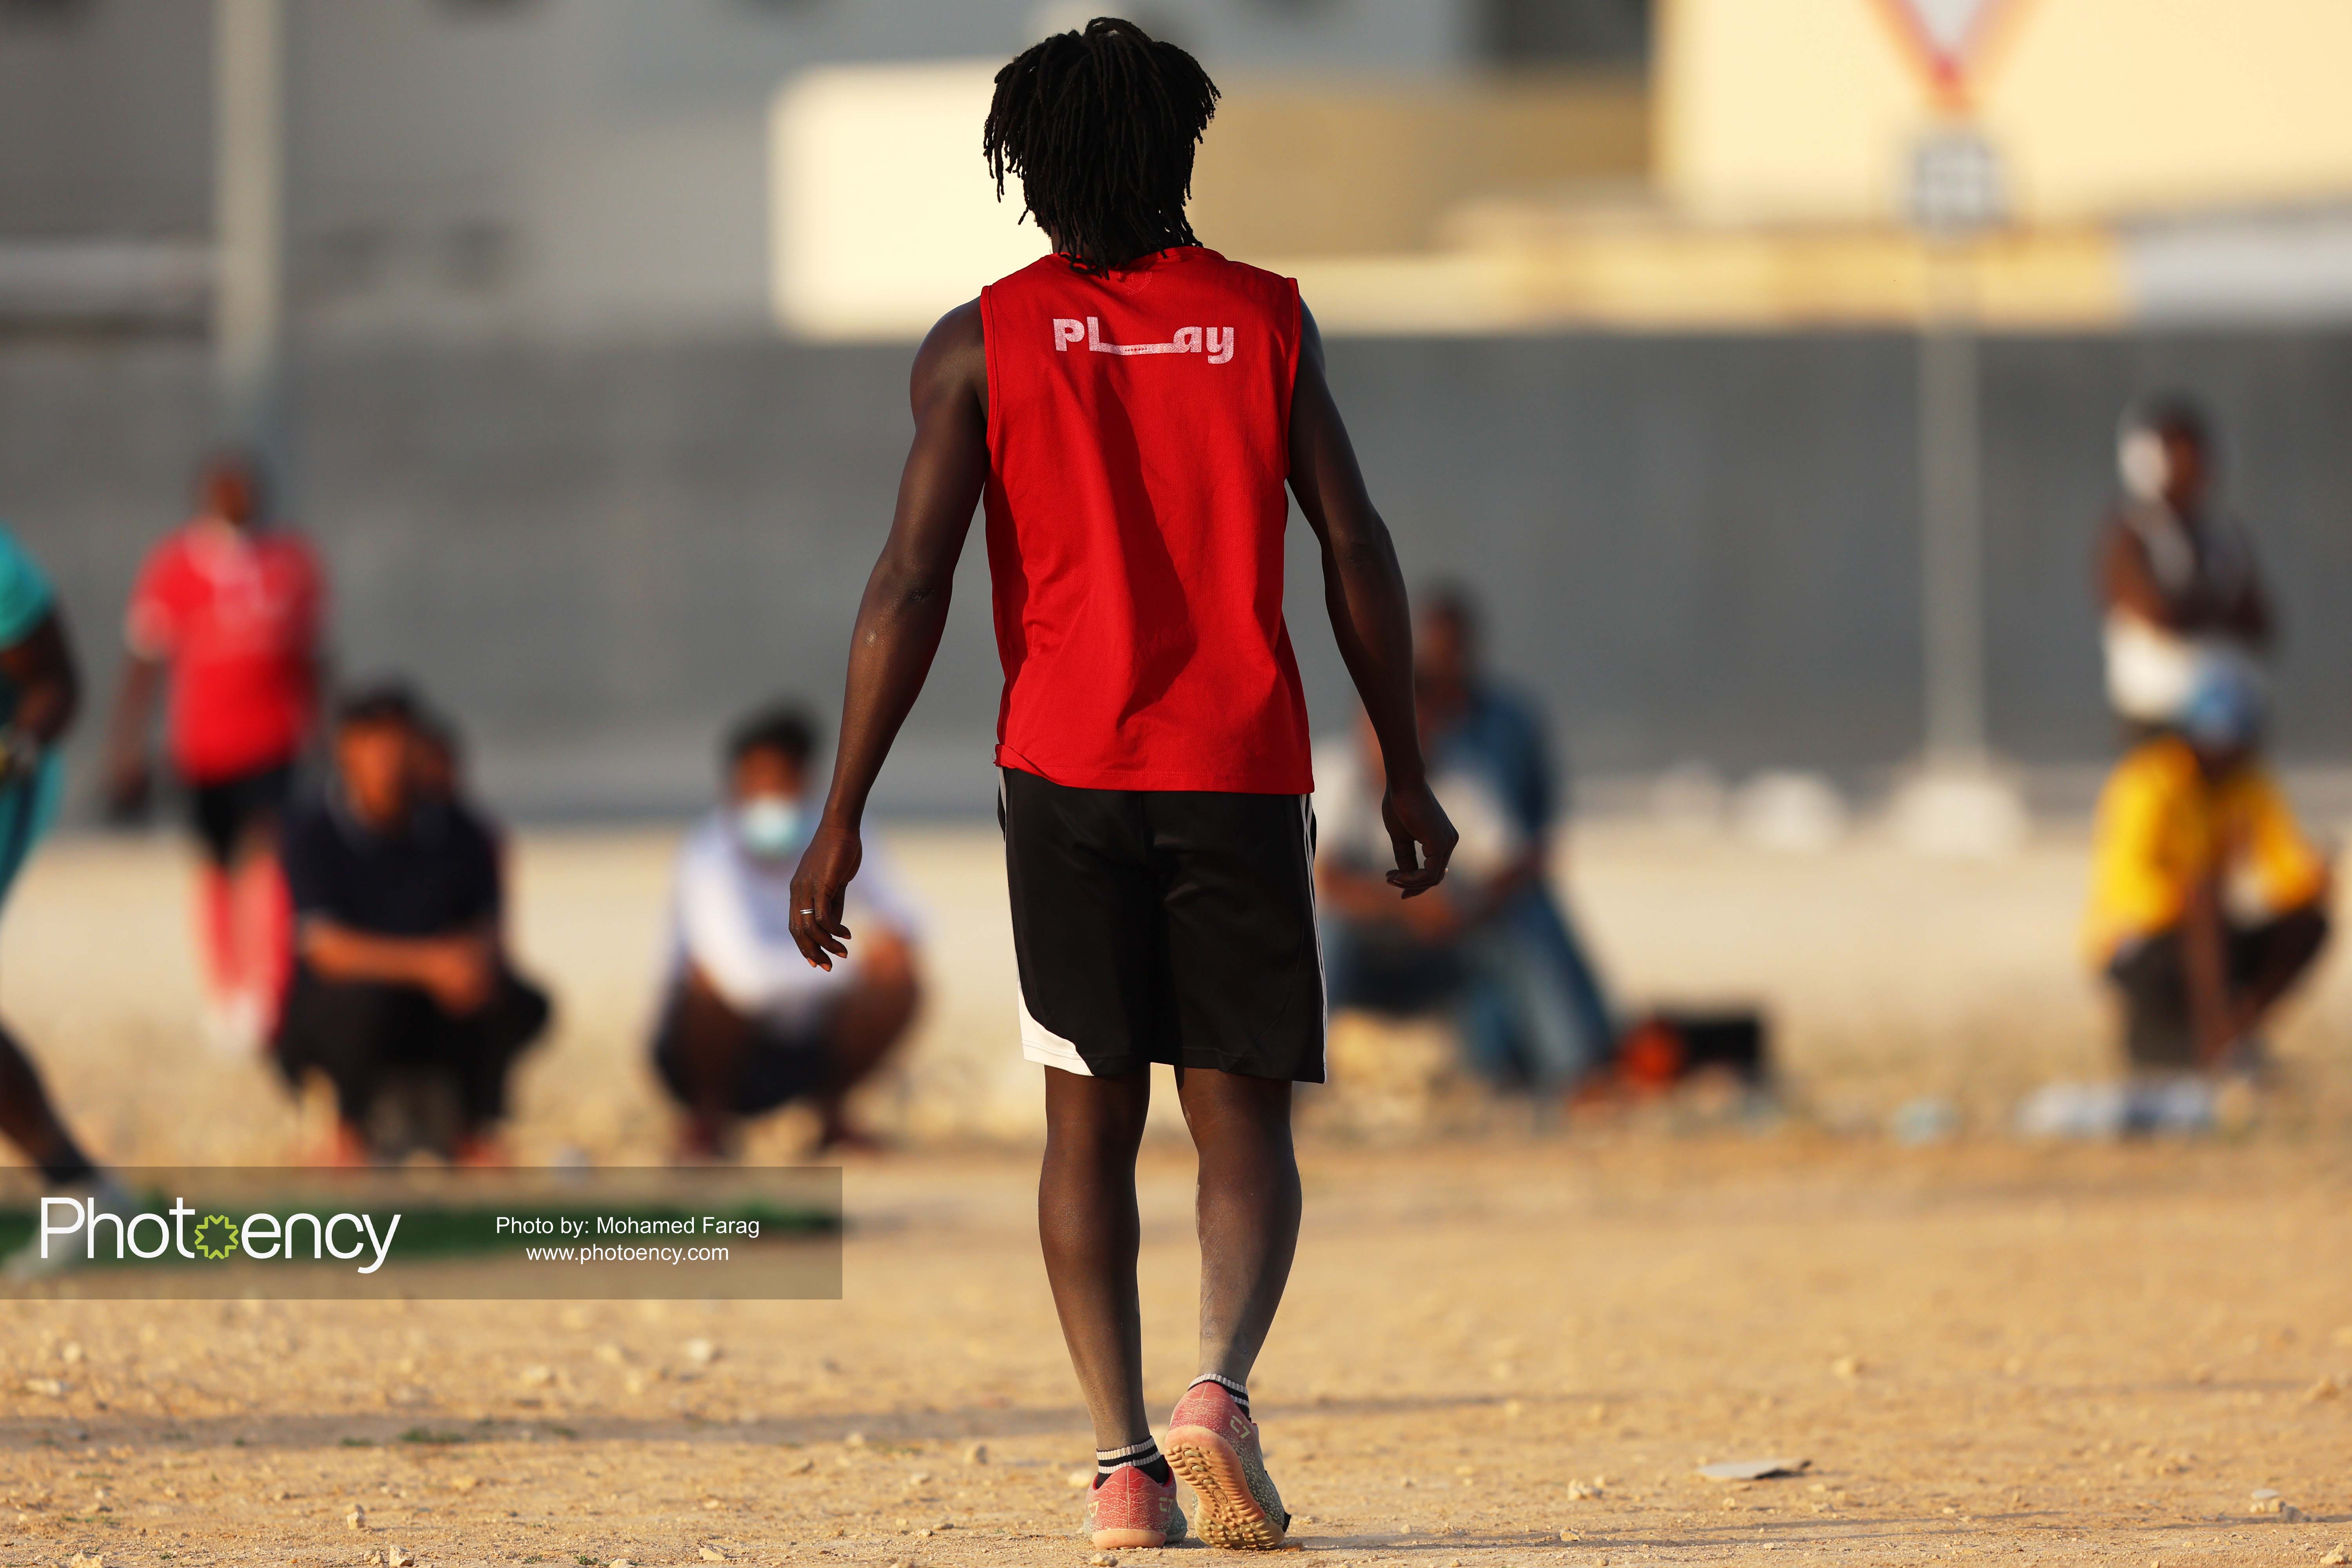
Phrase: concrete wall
[{"left": 6, "top": 325, "right": 2350, "bottom": 819}]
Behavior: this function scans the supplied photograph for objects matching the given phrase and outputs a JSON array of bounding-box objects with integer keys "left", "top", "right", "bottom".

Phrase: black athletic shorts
[
  {"left": 999, "top": 766, "right": 1325, "bottom": 1082},
  {"left": 189, "top": 760, "right": 297, "bottom": 866}
]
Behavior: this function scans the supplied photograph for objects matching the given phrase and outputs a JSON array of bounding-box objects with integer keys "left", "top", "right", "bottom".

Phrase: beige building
[
  {"left": 774, "top": 0, "right": 2352, "bottom": 337},
  {"left": 1664, "top": 0, "right": 2352, "bottom": 226}
]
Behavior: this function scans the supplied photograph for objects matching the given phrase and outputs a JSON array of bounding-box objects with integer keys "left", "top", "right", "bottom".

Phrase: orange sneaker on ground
[
  {"left": 1165, "top": 1379, "right": 1289, "bottom": 1549},
  {"left": 1084, "top": 1462, "right": 1187, "bottom": 1550}
]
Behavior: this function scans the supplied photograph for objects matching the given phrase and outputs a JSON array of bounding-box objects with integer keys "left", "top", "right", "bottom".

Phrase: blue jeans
[{"left": 1323, "top": 885, "right": 1614, "bottom": 1090}]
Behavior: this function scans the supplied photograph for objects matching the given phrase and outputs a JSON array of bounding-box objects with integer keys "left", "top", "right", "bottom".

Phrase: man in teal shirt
[{"left": 0, "top": 525, "right": 111, "bottom": 1209}]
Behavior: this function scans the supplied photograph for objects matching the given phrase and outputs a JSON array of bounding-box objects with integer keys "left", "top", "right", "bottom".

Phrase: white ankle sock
[{"left": 1191, "top": 1372, "right": 1250, "bottom": 1414}]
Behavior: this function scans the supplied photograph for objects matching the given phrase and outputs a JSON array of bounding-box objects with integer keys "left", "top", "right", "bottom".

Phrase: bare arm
[
  {"left": 0, "top": 607, "right": 80, "bottom": 755},
  {"left": 2101, "top": 515, "right": 2276, "bottom": 650},
  {"left": 2100, "top": 521, "right": 2182, "bottom": 628},
  {"left": 790, "top": 303, "right": 990, "bottom": 969},
  {"left": 301, "top": 918, "right": 498, "bottom": 1013},
  {"left": 2226, "top": 552, "right": 2274, "bottom": 651},
  {"left": 2178, "top": 875, "right": 2234, "bottom": 1065},
  {"left": 1323, "top": 848, "right": 1540, "bottom": 945},
  {"left": 1289, "top": 303, "right": 1456, "bottom": 894}
]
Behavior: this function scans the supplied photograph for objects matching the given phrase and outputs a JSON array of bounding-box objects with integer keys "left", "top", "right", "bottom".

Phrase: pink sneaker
[
  {"left": 1165, "top": 1381, "right": 1289, "bottom": 1550},
  {"left": 1085, "top": 1462, "right": 1188, "bottom": 1550}
]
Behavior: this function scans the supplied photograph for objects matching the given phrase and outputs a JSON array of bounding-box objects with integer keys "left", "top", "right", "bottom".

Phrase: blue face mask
[{"left": 735, "top": 795, "right": 807, "bottom": 859}]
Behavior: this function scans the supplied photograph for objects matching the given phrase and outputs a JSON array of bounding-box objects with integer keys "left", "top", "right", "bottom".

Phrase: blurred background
[
  {"left": 8, "top": 0, "right": 2351, "bottom": 812},
  {"left": 3, "top": 0, "right": 2351, "bottom": 1154}
]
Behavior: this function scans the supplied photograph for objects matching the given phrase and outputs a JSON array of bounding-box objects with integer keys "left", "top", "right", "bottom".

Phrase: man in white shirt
[
  {"left": 2099, "top": 394, "right": 2271, "bottom": 732},
  {"left": 654, "top": 705, "right": 920, "bottom": 1157}
]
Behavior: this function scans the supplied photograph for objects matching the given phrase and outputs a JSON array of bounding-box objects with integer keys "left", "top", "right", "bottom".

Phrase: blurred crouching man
[
  {"left": 274, "top": 685, "right": 550, "bottom": 1162},
  {"left": 1317, "top": 589, "right": 1615, "bottom": 1093},
  {"left": 653, "top": 704, "right": 919, "bottom": 1159},
  {"left": 2085, "top": 394, "right": 2330, "bottom": 1078}
]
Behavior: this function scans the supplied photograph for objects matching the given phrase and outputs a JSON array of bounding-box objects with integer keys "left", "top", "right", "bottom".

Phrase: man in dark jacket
[{"left": 275, "top": 684, "right": 548, "bottom": 1162}]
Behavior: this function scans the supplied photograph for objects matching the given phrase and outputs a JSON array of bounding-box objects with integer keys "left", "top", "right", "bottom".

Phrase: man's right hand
[
  {"left": 416, "top": 937, "right": 497, "bottom": 1016},
  {"left": 1381, "top": 777, "right": 1458, "bottom": 898},
  {"left": 789, "top": 818, "right": 864, "bottom": 971}
]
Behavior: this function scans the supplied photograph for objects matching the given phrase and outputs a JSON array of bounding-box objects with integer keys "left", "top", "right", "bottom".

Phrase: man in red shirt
[
  {"left": 105, "top": 454, "right": 327, "bottom": 1052},
  {"left": 789, "top": 20, "right": 1454, "bottom": 1552}
]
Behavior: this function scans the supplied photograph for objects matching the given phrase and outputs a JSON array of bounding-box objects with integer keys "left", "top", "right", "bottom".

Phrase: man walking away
[
  {"left": 786, "top": 19, "right": 1455, "bottom": 1551},
  {"left": 106, "top": 452, "right": 327, "bottom": 1053}
]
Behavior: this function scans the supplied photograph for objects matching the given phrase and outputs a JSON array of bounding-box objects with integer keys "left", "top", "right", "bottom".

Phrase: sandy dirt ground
[
  {"left": 0, "top": 828, "right": 2348, "bottom": 1564},
  {"left": 2, "top": 1140, "right": 2350, "bottom": 1566}
]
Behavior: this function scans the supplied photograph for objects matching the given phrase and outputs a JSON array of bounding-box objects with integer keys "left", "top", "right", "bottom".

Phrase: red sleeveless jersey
[{"left": 979, "top": 246, "right": 1312, "bottom": 793}]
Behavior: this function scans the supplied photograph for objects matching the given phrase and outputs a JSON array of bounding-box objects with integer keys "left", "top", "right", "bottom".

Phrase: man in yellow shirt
[{"left": 2085, "top": 716, "right": 2330, "bottom": 1073}]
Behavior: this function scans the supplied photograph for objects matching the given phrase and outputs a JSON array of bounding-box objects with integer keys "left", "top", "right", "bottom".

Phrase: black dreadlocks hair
[{"left": 983, "top": 17, "right": 1220, "bottom": 275}]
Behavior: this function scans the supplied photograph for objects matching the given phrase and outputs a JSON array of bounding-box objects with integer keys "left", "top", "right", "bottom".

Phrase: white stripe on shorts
[
  {"left": 1019, "top": 987, "right": 1095, "bottom": 1075},
  {"left": 1301, "top": 793, "right": 1327, "bottom": 1027}
]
